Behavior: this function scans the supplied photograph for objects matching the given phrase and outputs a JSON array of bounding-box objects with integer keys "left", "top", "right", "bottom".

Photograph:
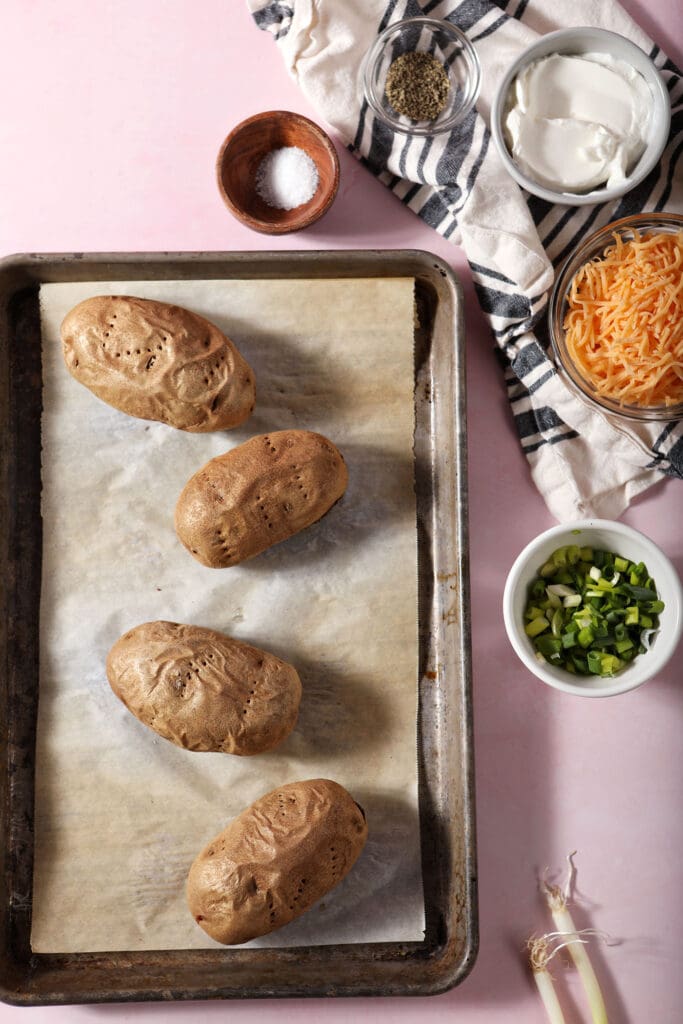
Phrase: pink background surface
[{"left": 1, "top": 1, "right": 682, "bottom": 1020}]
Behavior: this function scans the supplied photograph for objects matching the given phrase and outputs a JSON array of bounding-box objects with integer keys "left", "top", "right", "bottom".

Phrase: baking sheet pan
[{"left": 0, "top": 249, "right": 477, "bottom": 1003}]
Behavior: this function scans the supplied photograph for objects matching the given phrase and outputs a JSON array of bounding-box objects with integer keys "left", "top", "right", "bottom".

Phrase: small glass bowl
[
  {"left": 549, "top": 213, "right": 683, "bottom": 421},
  {"left": 362, "top": 17, "right": 481, "bottom": 137}
]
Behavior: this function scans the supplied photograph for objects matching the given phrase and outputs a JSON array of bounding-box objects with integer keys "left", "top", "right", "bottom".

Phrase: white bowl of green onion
[{"left": 503, "top": 520, "right": 683, "bottom": 697}]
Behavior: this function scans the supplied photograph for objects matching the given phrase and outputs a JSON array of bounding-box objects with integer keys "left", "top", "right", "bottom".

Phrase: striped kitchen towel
[{"left": 248, "top": 0, "right": 683, "bottom": 522}]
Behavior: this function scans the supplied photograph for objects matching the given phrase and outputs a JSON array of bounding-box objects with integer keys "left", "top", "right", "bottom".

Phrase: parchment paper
[{"left": 34, "top": 276, "right": 422, "bottom": 952}]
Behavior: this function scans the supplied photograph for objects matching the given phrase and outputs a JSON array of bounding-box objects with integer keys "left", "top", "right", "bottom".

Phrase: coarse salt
[{"left": 255, "top": 146, "right": 319, "bottom": 210}]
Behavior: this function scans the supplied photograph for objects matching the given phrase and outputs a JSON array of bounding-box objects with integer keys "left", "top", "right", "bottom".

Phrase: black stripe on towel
[
  {"left": 515, "top": 405, "right": 566, "bottom": 438},
  {"left": 444, "top": 0, "right": 501, "bottom": 35},
  {"left": 469, "top": 261, "right": 517, "bottom": 286},
  {"left": 379, "top": 0, "right": 404, "bottom": 33},
  {"left": 523, "top": 428, "right": 580, "bottom": 454},
  {"left": 648, "top": 422, "right": 678, "bottom": 467},
  {"left": 252, "top": 2, "right": 293, "bottom": 33},
  {"left": 470, "top": 12, "right": 508, "bottom": 42},
  {"left": 549, "top": 205, "right": 602, "bottom": 270},
  {"left": 655, "top": 136, "right": 683, "bottom": 211},
  {"left": 511, "top": 0, "right": 530, "bottom": 19},
  {"left": 527, "top": 193, "right": 554, "bottom": 227},
  {"left": 434, "top": 111, "right": 478, "bottom": 192},
  {"left": 541, "top": 207, "right": 577, "bottom": 252},
  {"left": 510, "top": 342, "right": 545, "bottom": 378},
  {"left": 661, "top": 436, "right": 683, "bottom": 479},
  {"left": 475, "top": 282, "right": 531, "bottom": 321},
  {"left": 365, "top": 115, "right": 397, "bottom": 176}
]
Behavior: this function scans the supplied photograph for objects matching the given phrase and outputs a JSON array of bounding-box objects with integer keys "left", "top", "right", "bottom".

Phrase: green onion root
[
  {"left": 542, "top": 854, "right": 609, "bottom": 1024},
  {"left": 528, "top": 937, "right": 567, "bottom": 1024}
]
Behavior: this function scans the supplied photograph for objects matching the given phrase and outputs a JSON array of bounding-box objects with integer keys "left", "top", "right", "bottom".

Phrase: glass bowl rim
[
  {"left": 361, "top": 16, "right": 482, "bottom": 137},
  {"left": 548, "top": 212, "right": 683, "bottom": 422}
]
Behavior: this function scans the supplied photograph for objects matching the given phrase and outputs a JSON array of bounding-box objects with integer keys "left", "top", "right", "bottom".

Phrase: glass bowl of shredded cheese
[{"left": 549, "top": 213, "right": 683, "bottom": 420}]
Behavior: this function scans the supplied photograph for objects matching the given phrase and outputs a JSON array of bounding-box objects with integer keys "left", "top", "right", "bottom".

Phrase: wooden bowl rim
[{"left": 215, "top": 110, "right": 340, "bottom": 235}]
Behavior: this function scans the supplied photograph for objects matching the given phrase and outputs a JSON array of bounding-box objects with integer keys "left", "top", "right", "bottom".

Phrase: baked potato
[
  {"left": 187, "top": 778, "right": 368, "bottom": 944},
  {"left": 61, "top": 295, "right": 255, "bottom": 431},
  {"left": 174, "top": 429, "right": 348, "bottom": 567},
  {"left": 106, "top": 620, "right": 301, "bottom": 755}
]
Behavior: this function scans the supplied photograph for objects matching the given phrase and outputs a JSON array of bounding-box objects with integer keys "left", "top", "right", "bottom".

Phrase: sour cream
[{"left": 504, "top": 53, "right": 651, "bottom": 193}]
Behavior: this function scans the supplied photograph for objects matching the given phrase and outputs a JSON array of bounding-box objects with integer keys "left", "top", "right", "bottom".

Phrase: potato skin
[
  {"left": 106, "top": 621, "right": 301, "bottom": 755},
  {"left": 175, "top": 430, "right": 348, "bottom": 568},
  {"left": 61, "top": 295, "right": 255, "bottom": 431},
  {"left": 187, "top": 779, "right": 368, "bottom": 944}
]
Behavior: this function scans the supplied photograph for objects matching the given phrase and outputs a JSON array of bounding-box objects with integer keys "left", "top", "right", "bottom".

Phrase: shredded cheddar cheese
[{"left": 563, "top": 229, "right": 683, "bottom": 408}]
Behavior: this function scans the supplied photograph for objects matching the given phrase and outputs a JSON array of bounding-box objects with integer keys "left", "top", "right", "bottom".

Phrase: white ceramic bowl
[
  {"left": 503, "top": 520, "right": 683, "bottom": 697},
  {"left": 490, "top": 27, "right": 671, "bottom": 205}
]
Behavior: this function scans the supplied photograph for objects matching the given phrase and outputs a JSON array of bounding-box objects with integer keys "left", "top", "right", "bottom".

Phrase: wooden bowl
[{"left": 216, "top": 111, "right": 340, "bottom": 234}]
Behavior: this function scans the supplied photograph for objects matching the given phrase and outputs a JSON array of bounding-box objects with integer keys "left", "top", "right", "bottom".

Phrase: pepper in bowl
[{"left": 362, "top": 16, "right": 481, "bottom": 137}]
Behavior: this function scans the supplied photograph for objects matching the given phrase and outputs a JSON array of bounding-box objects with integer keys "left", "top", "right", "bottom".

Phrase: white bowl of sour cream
[{"left": 491, "top": 27, "right": 671, "bottom": 205}]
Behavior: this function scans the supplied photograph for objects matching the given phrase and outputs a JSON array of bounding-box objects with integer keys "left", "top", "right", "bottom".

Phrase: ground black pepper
[{"left": 385, "top": 51, "right": 450, "bottom": 121}]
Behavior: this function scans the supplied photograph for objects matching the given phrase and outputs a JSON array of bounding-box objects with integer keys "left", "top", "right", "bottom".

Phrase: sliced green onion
[
  {"left": 547, "top": 583, "right": 576, "bottom": 598},
  {"left": 577, "top": 627, "right": 594, "bottom": 648},
  {"left": 522, "top": 546, "right": 663, "bottom": 677},
  {"left": 526, "top": 616, "right": 550, "bottom": 637},
  {"left": 586, "top": 650, "right": 602, "bottom": 674}
]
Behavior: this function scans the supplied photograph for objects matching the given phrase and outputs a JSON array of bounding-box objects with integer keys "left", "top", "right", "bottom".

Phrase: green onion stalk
[
  {"left": 541, "top": 854, "right": 609, "bottom": 1024},
  {"left": 528, "top": 935, "right": 568, "bottom": 1024}
]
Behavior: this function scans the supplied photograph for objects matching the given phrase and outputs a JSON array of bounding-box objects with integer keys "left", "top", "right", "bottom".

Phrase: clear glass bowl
[
  {"left": 362, "top": 17, "right": 481, "bottom": 137},
  {"left": 549, "top": 213, "right": 683, "bottom": 421}
]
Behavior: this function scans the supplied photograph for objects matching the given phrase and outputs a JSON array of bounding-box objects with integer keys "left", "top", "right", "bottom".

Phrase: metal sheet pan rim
[{"left": 0, "top": 249, "right": 477, "bottom": 1004}]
